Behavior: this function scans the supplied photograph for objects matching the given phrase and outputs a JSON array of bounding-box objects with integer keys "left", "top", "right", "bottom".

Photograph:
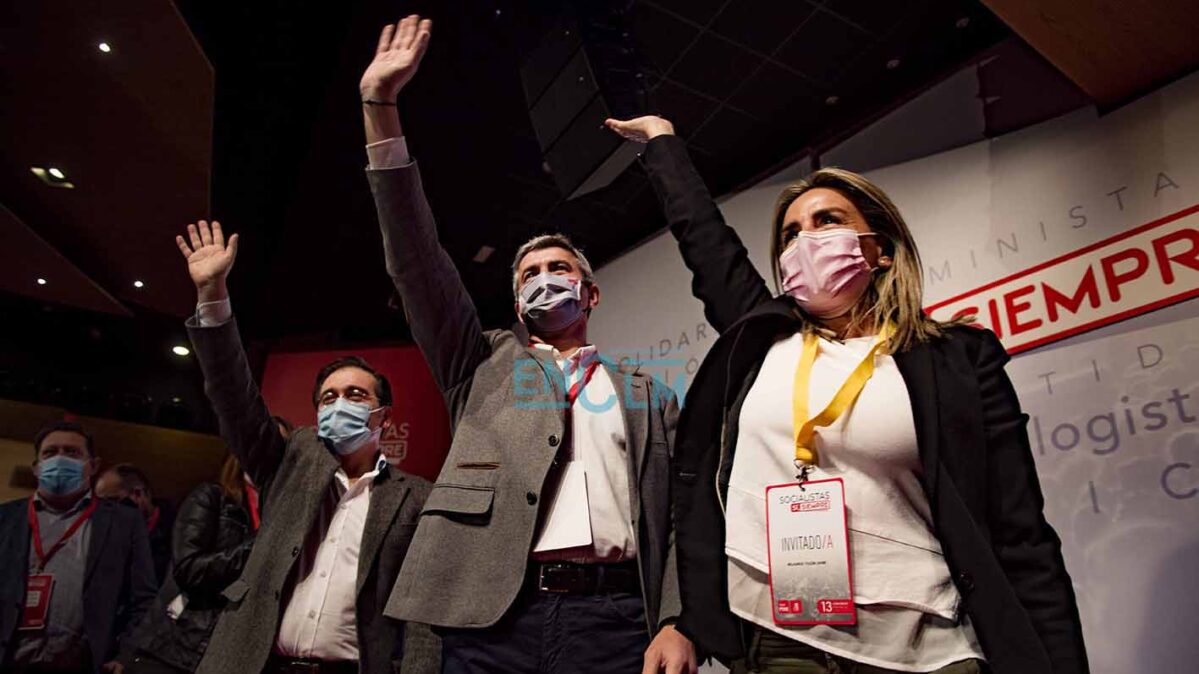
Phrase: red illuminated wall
[{"left": 259, "top": 345, "right": 450, "bottom": 481}]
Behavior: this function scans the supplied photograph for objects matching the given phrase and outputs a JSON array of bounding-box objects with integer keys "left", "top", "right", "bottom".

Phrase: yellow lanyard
[{"left": 792, "top": 324, "right": 892, "bottom": 478}]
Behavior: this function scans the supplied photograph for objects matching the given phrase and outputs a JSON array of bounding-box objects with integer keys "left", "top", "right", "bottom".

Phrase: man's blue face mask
[
  {"left": 37, "top": 455, "right": 89, "bottom": 496},
  {"left": 317, "top": 398, "right": 384, "bottom": 456}
]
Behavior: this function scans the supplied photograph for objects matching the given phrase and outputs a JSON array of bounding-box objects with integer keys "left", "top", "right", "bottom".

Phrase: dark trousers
[{"left": 439, "top": 587, "right": 650, "bottom": 673}]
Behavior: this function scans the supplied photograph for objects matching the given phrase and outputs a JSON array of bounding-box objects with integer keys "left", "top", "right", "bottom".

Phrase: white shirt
[
  {"left": 364, "top": 142, "right": 638, "bottom": 564},
  {"left": 528, "top": 344, "right": 637, "bottom": 563},
  {"left": 726, "top": 333, "right": 984, "bottom": 672},
  {"left": 276, "top": 455, "right": 388, "bottom": 660}
]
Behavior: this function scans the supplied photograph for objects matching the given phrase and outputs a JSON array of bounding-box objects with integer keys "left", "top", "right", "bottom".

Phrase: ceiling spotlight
[
  {"left": 955, "top": 17, "right": 971, "bottom": 29},
  {"left": 172, "top": 345, "right": 190, "bottom": 357},
  {"left": 98, "top": 42, "right": 112, "bottom": 53},
  {"left": 30, "top": 167, "right": 75, "bottom": 189},
  {"left": 886, "top": 59, "right": 901, "bottom": 70},
  {"left": 133, "top": 280, "right": 145, "bottom": 288},
  {"left": 472, "top": 245, "right": 496, "bottom": 264},
  {"left": 36, "top": 278, "right": 47, "bottom": 286},
  {"left": 825, "top": 95, "right": 840, "bottom": 106}
]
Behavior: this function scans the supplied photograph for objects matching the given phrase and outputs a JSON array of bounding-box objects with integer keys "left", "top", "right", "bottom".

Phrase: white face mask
[
  {"left": 518, "top": 273, "right": 588, "bottom": 334},
  {"left": 779, "top": 229, "right": 876, "bottom": 318}
]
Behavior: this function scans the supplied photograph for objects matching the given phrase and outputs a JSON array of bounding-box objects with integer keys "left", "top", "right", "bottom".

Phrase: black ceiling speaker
[{"left": 520, "top": 1, "right": 649, "bottom": 199}]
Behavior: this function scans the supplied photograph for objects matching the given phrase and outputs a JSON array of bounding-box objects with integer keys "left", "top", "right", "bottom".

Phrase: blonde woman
[{"left": 605, "top": 117, "right": 1088, "bottom": 674}]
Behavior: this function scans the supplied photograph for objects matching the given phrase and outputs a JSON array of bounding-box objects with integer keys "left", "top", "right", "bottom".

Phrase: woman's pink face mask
[{"left": 779, "top": 229, "right": 877, "bottom": 318}]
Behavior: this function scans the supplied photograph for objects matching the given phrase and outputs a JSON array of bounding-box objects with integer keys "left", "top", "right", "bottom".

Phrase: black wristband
[{"left": 362, "top": 99, "right": 396, "bottom": 106}]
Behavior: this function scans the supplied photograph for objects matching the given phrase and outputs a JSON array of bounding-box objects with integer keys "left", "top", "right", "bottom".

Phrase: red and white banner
[{"left": 925, "top": 204, "right": 1199, "bottom": 354}]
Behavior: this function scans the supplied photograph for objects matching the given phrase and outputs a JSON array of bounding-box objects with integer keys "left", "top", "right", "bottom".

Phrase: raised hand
[
  {"left": 175, "top": 220, "right": 239, "bottom": 303},
  {"left": 360, "top": 15, "right": 433, "bottom": 101},
  {"left": 605, "top": 115, "right": 676, "bottom": 144}
]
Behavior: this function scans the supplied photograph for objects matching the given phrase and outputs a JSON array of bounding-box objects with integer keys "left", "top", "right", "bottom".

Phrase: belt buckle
[
  {"left": 286, "top": 663, "right": 322, "bottom": 674},
  {"left": 538, "top": 563, "right": 583, "bottom": 593}
]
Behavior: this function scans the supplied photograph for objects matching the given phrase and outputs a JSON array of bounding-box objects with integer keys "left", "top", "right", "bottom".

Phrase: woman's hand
[{"left": 605, "top": 115, "right": 676, "bottom": 143}]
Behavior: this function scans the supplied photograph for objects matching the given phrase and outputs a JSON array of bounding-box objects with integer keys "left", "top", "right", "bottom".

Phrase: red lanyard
[
  {"left": 146, "top": 506, "right": 161, "bottom": 534},
  {"left": 28, "top": 496, "right": 98, "bottom": 571},
  {"left": 245, "top": 482, "right": 261, "bottom": 531},
  {"left": 565, "top": 358, "right": 601, "bottom": 406}
]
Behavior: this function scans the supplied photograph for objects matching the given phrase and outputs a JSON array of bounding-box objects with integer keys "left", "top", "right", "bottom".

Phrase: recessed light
[
  {"left": 172, "top": 345, "right": 190, "bottom": 357},
  {"left": 98, "top": 42, "right": 112, "bottom": 53},
  {"left": 886, "top": 59, "right": 901, "bottom": 70},
  {"left": 36, "top": 278, "right": 47, "bottom": 286},
  {"left": 133, "top": 280, "right": 145, "bottom": 288},
  {"left": 30, "top": 167, "right": 75, "bottom": 189}
]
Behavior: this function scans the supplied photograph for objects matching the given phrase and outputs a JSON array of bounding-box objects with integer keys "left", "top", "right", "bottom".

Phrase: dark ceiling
[{"left": 2, "top": 0, "right": 1027, "bottom": 430}]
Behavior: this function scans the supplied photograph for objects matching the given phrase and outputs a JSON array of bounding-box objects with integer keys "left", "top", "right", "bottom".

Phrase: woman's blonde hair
[{"left": 769, "top": 167, "right": 958, "bottom": 353}]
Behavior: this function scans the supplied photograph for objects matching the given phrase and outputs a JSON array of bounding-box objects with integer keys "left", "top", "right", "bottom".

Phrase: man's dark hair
[
  {"left": 311, "top": 356, "right": 393, "bottom": 408},
  {"left": 104, "top": 463, "right": 153, "bottom": 497},
  {"left": 33, "top": 420, "right": 95, "bottom": 459}
]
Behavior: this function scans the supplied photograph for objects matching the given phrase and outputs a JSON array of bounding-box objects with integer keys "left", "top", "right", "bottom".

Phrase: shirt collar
[
  {"left": 32, "top": 490, "right": 93, "bottom": 515},
  {"left": 532, "top": 342, "right": 599, "bottom": 366},
  {"left": 334, "top": 453, "right": 389, "bottom": 490}
]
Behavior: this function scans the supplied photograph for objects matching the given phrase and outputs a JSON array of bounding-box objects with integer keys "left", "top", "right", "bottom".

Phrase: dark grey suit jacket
[
  {"left": 0, "top": 497, "right": 157, "bottom": 671},
  {"left": 366, "top": 162, "right": 682, "bottom": 634},
  {"left": 187, "top": 318, "right": 439, "bottom": 674}
]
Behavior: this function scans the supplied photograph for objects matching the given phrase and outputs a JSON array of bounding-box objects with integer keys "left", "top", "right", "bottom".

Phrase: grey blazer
[
  {"left": 187, "top": 319, "right": 439, "bottom": 674},
  {"left": 366, "top": 162, "right": 683, "bottom": 634},
  {"left": 0, "top": 497, "right": 157, "bottom": 672}
]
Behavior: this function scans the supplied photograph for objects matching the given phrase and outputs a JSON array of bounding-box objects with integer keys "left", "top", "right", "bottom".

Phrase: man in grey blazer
[
  {"left": 0, "top": 421, "right": 157, "bottom": 673},
  {"left": 360, "top": 16, "right": 696, "bottom": 674},
  {"left": 173, "top": 221, "right": 439, "bottom": 674}
]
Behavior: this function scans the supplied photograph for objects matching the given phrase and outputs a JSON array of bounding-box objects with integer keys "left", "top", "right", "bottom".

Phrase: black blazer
[
  {"left": 641, "top": 135, "right": 1089, "bottom": 674},
  {"left": 0, "top": 496, "right": 158, "bottom": 672}
]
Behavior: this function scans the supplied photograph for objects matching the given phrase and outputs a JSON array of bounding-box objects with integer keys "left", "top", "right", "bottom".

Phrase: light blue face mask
[
  {"left": 317, "top": 398, "right": 383, "bottom": 456},
  {"left": 37, "top": 455, "right": 88, "bottom": 496}
]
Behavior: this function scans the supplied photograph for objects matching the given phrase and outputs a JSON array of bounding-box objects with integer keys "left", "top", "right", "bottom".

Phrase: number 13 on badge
[{"left": 765, "top": 478, "right": 856, "bottom": 625}]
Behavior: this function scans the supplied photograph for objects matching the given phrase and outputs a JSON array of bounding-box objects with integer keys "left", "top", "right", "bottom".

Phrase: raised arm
[
  {"left": 176, "top": 221, "right": 285, "bottom": 488},
  {"left": 360, "top": 16, "right": 491, "bottom": 396},
  {"left": 607, "top": 117, "right": 773, "bottom": 334}
]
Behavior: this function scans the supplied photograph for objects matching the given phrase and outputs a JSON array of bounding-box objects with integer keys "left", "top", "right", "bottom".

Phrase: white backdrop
[{"left": 589, "top": 71, "right": 1199, "bottom": 672}]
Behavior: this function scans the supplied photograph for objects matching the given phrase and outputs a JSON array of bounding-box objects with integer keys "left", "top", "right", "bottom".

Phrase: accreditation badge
[
  {"left": 765, "top": 478, "right": 856, "bottom": 625},
  {"left": 19, "top": 574, "right": 54, "bottom": 631}
]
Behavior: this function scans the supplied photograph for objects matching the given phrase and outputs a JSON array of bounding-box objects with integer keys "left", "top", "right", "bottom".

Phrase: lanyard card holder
[{"left": 765, "top": 478, "right": 856, "bottom": 625}]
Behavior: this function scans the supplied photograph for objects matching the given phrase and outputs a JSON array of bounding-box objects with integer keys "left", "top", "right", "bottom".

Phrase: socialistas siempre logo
[{"left": 925, "top": 204, "right": 1199, "bottom": 354}]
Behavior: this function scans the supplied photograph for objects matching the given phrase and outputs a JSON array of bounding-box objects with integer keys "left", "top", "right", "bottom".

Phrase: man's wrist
[
  {"left": 359, "top": 82, "right": 398, "bottom": 103},
  {"left": 196, "top": 280, "right": 229, "bottom": 305}
]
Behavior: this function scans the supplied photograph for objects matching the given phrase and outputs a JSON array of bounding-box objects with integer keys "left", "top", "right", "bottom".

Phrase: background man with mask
[
  {"left": 0, "top": 420, "right": 157, "bottom": 674},
  {"left": 360, "top": 16, "right": 695, "bottom": 674},
  {"left": 95, "top": 463, "right": 174, "bottom": 584},
  {"left": 172, "top": 220, "right": 439, "bottom": 674}
]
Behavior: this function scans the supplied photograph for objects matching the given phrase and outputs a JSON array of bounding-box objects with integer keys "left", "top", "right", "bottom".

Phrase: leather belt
[
  {"left": 266, "top": 655, "right": 358, "bottom": 674},
  {"left": 527, "top": 560, "right": 641, "bottom": 595}
]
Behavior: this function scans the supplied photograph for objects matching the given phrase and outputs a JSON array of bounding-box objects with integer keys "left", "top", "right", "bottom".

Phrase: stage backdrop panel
[
  {"left": 260, "top": 345, "right": 451, "bottom": 482},
  {"left": 590, "top": 72, "right": 1199, "bottom": 673}
]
